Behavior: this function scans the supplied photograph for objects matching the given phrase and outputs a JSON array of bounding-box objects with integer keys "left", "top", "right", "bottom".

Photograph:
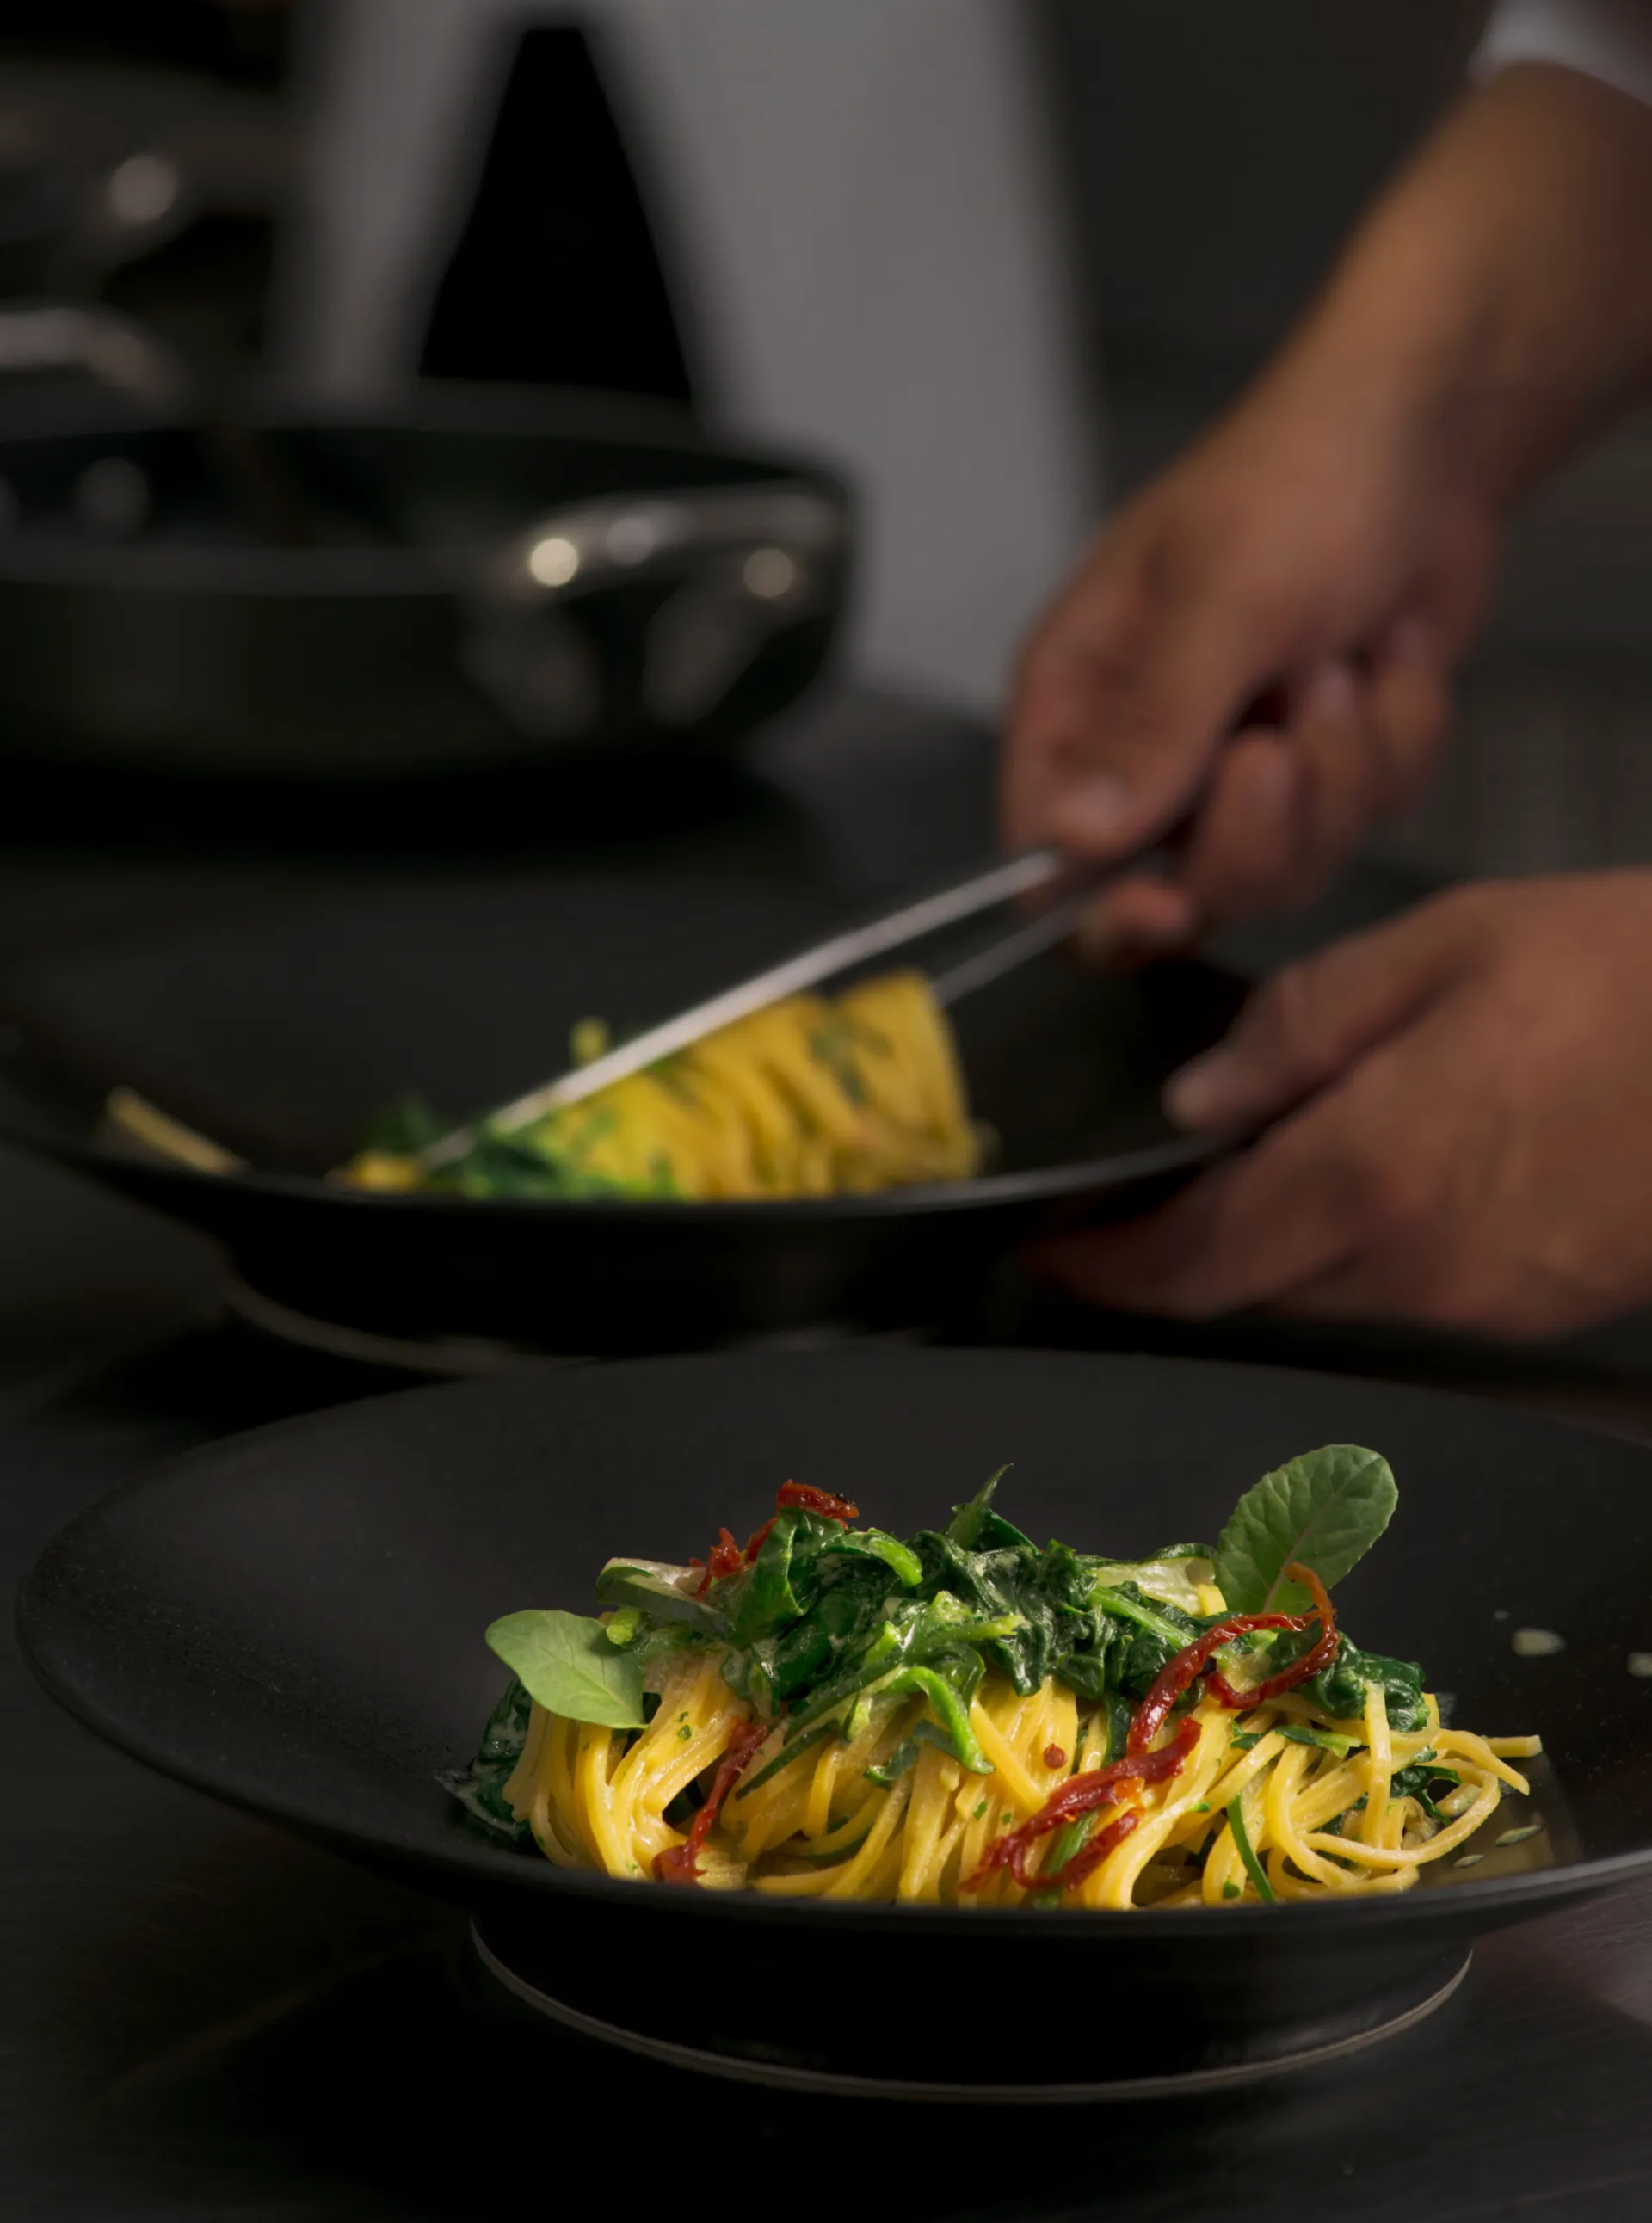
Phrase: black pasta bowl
[
  {"left": 18, "top": 1350, "right": 1652, "bottom": 2101},
  {"left": 0, "top": 878, "right": 1242, "bottom": 1359}
]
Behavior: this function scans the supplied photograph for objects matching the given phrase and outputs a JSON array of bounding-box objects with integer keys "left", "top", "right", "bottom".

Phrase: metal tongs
[
  {"left": 102, "top": 847, "right": 1137, "bottom": 1180},
  {"left": 417, "top": 846, "right": 1121, "bottom": 1172}
]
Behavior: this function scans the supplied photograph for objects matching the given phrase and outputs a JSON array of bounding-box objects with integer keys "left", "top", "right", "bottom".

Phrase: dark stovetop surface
[{"left": 9, "top": 690, "right": 1652, "bottom": 2220}]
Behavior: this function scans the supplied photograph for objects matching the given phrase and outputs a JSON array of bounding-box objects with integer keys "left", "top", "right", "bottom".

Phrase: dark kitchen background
[
  {"left": 16, "top": 12, "right": 1652, "bottom": 2220},
  {"left": 3, "top": 0, "right": 1637, "bottom": 881}
]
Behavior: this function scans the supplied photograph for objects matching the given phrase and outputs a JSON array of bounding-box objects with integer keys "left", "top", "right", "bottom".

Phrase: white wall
[{"left": 276, "top": 0, "right": 1100, "bottom": 715}]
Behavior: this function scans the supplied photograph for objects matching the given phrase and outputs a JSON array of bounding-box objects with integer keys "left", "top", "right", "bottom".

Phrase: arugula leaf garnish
[
  {"left": 1215, "top": 1444, "right": 1396, "bottom": 1616},
  {"left": 485, "top": 1609, "right": 647, "bottom": 1728}
]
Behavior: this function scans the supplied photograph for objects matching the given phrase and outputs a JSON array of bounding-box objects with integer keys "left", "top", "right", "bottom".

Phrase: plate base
[
  {"left": 471, "top": 1916, "right": 1472, "bottom": 2104},
  {"left": 226, "top": 1274, "right": 930, "bottom": 1376}
]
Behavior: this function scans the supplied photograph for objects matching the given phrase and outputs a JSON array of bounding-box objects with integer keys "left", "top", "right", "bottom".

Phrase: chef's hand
[
  {"left": 1004, "top": 65, "right": 1652, "bottom": 951},
  {"left": 1002, "top": 387, "right": 1493, "bottom": 952},
  {"left": 1039, "top": 874, "right": 1652, "bottom": 1339}
]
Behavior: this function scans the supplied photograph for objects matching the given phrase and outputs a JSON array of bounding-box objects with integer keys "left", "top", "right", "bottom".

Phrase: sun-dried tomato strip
[
  {"left": 1204, "top": 1561, "right": 1339, "bottom": 1708},
  {"left": 1128, "top": 1610, "right": 1310, "bottom": 1753},
  {"left": 1034, "top": 1807, "right": 1140, "bottom": 1895},
  {"left": 654, "top": 1715, "right": 770, "bottom": 1886},
  {"left": 964, "top": 1715, "right": 1201, "bottom": 1894},
  {"left": 693, "top": 1527, "right": 743, "bottom": 1598},
  {"left": 696, "top": 1481, "right": 862, "bottom": 1588},
  {"left": 776, "top": 1481, "right": 859, "bottom": 1524}
]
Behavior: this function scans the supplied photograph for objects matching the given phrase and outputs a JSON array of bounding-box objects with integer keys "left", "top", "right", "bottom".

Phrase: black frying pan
[
  {"left": 0, "top": 384, "right": 849, "bottom": 777},
  {"left": 0, "top": 878, "right": 1244, "bottom": 1357}
]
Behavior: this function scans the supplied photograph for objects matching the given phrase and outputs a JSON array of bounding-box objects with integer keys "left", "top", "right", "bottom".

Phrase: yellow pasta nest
[
  {"left": 343, "top": 968, "right": 983, "bottom": 1200},
  {"left": 502, "top": 1650, "right": 1542, "bottom": 1909}
]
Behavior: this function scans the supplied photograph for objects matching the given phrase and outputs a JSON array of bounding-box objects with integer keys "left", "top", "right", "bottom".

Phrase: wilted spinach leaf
[
  {"left": 943, "top": 1468, "right": 1029, "bottom": 1551},
  {"left": 1299, "top": 1638, "right": 1427, "bottom": 1735},
  {"left": 360, "top": 1090, "right": 449, "bottom": 1156},
  {"left": 438, "top": 1676, "right": 532, "bottom": 1842}
]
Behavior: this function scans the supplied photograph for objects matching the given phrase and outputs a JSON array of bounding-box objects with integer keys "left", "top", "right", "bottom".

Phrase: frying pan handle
[
  {"left": 463, "top": 482, "right": 848, "bottom": 739},
  {"left": 499, "top": 482, "right": 847, "bottom": 599}
]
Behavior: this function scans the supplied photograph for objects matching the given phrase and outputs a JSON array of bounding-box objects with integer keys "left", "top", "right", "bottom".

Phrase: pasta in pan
[
  {"left": 341, "top": 968, "right": 982, "bottom": 1200},
  {"left": 446, "top": 1450, "right": 1543, "bottom": 1908}
]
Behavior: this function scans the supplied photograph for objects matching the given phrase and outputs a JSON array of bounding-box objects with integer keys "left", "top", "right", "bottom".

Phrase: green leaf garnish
[
  {"left": 595, "top": 1559, "right": 718, "bottom": 1628},
  {"left": 1278, "top": 1723, "right": 1359, "bottom": 1758},
  {"left": 484, "top": 1609, "right": 647, "bottom": 1728},
  {"left": 828, "top": 1530, "right": 925, "bottom": 1587},
  {"left": 359, "top": 1089, "right": 449, "bottom": 1156},
  {"left": 1086, "top": 1555, "right": 1216, "bottom": 1616},
  {"left": 1215, "top": 1445, "right": 1397, "bottom": 1616},
  {"left": 1227, "top": 1796, "right": 1276, "bottom": 1904},
  {"left": 879, "top": 1666, "right": 993, "bottom": 1774},
  {"left": 1088, "top": 1585, "right": 1198, "bottom": 1651},
  {"left": 437, "top": 1677, "right": 533, "bottom": 1842},
  {"left": 943, "top": 1467, "right": 1028, "bottom": 1551},
  {"left": 734, "top": 1719, "right": 835, "bottom": 1799}
]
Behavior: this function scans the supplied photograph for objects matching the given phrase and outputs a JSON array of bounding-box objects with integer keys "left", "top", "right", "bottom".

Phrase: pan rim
[
  {"left": 16, "top": 1123, "right": 1224, "bottom": 1222},
  {"left": 0, "top": 383, "right": 851, "bottom": 600}
]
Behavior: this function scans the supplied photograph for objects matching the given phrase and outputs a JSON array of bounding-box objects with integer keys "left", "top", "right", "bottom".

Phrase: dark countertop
[{"left": 7, "top": 691, "right": 1652, "bottom": 2220}]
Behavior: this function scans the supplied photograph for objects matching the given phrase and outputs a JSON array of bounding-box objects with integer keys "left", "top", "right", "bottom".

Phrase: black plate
[
  {"left": 18, "top": 1350, "right": 1652, "bottom": 2098},
  {"left": 0, "top": 880, "right": 1242, "bottom": 1355}
]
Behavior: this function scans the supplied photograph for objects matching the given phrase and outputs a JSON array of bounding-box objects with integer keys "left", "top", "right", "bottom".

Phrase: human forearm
[
  {"left": 1002, "top": 57, "right": 1652, "bottom": 935},
  {"left": 1267, "top": 64, "right": 1652, "bottom": 515}
]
